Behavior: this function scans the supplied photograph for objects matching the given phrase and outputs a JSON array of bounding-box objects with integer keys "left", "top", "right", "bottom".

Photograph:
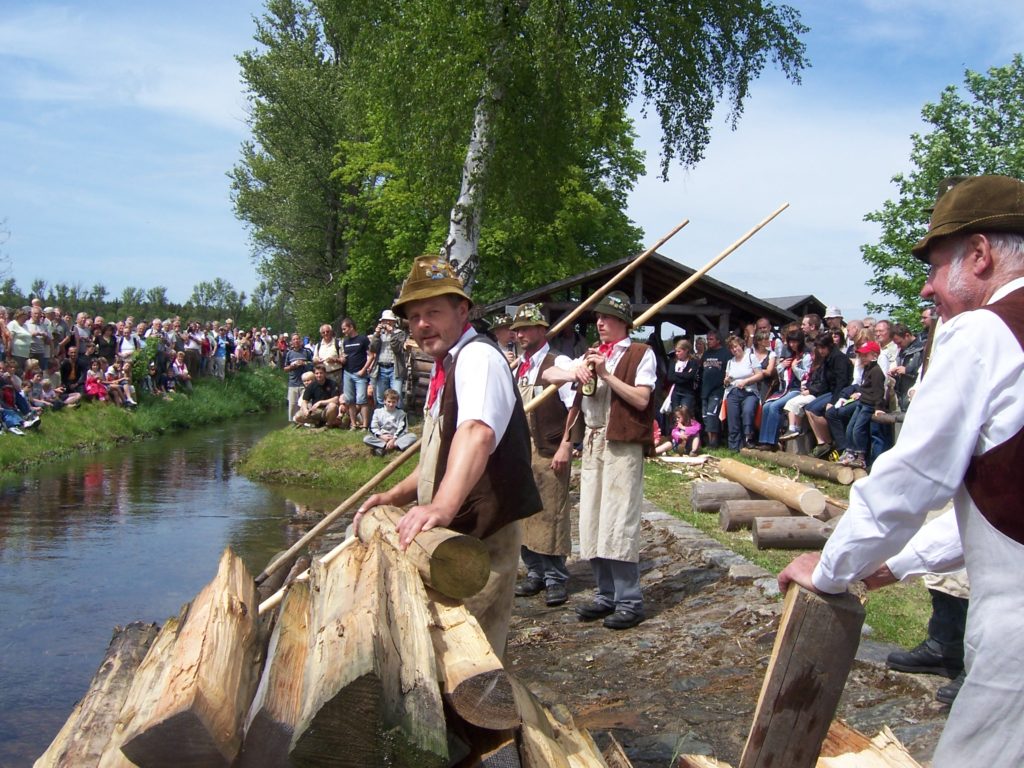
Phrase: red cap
[{"left": 856, "top": 341, "right": 881, "bottom": 355}]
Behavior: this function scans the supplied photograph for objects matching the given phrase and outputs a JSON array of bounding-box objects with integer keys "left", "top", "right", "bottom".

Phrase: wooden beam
[
  {"left": 738, "top": 586, "right": 865, "bottom": 768},
  {"left": 120, "top": 549, "right": 260, "bottom": 768},
  {"left": 35, "top": 622, "right": 159, "bottom": 768},
  {"left": 717, "top": 459, "right": 825, "bottom": 517}
]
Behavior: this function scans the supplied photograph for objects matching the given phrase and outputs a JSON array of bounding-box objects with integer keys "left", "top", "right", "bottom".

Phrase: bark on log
[
  {"left": 739, "top": 586, "right": 865, "bottom": 768},
  {"left": 718, "top": 500, "right": 794, "bottom": 531},
  {"left": 97, "top": 608, "right": 187, "bottom": 768},
  {"left": 119, "top": 549, "right": 260, "bottom": 768},
  {"left": 717, "top": 459, "right": 825, "bottom": 516},
  {"left": 427, "top": 590, "right": 519, "bottom": 730},
  {"left": 357, "top": 505, "right": 490, "bottom": 599},
  {"left": 739, "top": 448, "right": 857, "bottom": 485},
  {"left": 238, "top": 580, "right": 312, "bottom": 768},
  {"left": 752, "top": 517, "right": 836, "bottom": 550},
  {"left": 290, "top": 535, "right": 447, "bottom": 768},
  {"left": 690, "top": 482, "right": 752, "bottom": 512},
  {"left": 35, "top": 622, "right": 159, "bottom": 768}
]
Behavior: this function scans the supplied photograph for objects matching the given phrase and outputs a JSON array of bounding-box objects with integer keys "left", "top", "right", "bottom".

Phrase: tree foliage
[{"left": 862, "top": 55, "right": 1024, "bottom": 323}]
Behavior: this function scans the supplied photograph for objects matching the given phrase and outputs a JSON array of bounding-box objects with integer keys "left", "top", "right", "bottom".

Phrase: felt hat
[
  {"left": 912, "top": 175, "right": 1024, "bottom": 261},
  {"left": 392, "top": 255, "right": 472, "bottom": 317},
  {"left": 824, "top": 306, "right": 843, "bottom": 319},
  {"left": 509, "top": 303, "right": 548, "bottom": 330},
  {"left": 592, "top": 291, "right": 633, "bottom": 327}
]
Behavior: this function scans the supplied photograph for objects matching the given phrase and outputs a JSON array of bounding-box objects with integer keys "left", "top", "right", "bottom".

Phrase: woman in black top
[{"left": 95, "top": 323, "right": 118, "bottom": 362}]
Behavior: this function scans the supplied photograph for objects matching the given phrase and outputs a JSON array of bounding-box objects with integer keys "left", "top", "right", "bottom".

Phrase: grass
[
  {"left": 0, "top": 367, "right": 285, "bottom": 476},
  {"left": 643, "top": 450, "right": 932, "bottom": 648},
  {"left": 238, "top": 424, "right": 417, "bottom": 492}
]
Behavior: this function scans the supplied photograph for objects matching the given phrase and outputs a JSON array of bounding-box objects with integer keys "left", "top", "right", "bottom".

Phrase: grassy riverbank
[
  {"left": 0, "top": 368, "right": 285, "bottom": 475},
  {"left": 238, "top": 425, "right": 417, "bottom": 491},
  {"left": 644, "top": 451, "right": 931, "bottom": 648}
]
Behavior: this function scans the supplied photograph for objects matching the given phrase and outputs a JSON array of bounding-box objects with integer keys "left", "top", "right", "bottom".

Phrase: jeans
[
  {"left": 847, "top": 402, "right": 874, "bottom": 453},
  {"left": 343, "top": 370, "right": 369, "bottom": 405},
  {"left": 374, "top": 365, "right": 403, "bottom": 406},
  {"left": 726, "top": 387, "right": 759, "bottom": 450},
  {"left": 825, "top": 400, "right": 858, "bottom": 451},
  {"left": 758, "top": 390, "right": 799, "bottom": 444}
]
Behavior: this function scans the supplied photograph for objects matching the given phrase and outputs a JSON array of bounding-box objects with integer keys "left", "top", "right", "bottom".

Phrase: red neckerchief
[
  {"left": 597, "top": 338, "right": 624, "bottom": 357},
  {"left": 517, "top": 356, "right": 532, "bottom": 378},
  {"left": 426, "top": 323, "right": 473, "bottom": 409}
]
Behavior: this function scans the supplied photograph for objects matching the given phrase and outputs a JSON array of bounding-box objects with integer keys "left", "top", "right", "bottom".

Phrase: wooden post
[
  {"left": 291, "top": 535, "right": 447, "bottom": 768},
  {"left": 35, "top": 622, "right": 159, "bottom": 768},
  {"left": 690, "top": 481, "right": 752, "bottom": 512},
  {"left": 752, "top": 517, "right": 836, "bottom": 550},
  {"left": 718, "top": 500, "right": 794, "bottom": 531},
  {"left": 238, "top": 580, "right": 312, "bottom": 768},
  {"left": 119, "top": 549, "right": 260, "bottom": 768},
  {"left": 717, "top": 458, "right": 825, "bottom": 516},
  {"left": 739, "top": 448, "right": 857, "bottom": 485},
  {"left": 427, "top": 591, "right": 519, "bottom": 730},
  {"left": 358, "top": 505, "right": 490, "bottom": 598},
  {"left": 738, "top": 586, "right": 865, "bottom": 768}
]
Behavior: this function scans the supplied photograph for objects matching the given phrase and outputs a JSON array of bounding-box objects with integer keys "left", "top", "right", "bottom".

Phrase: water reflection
[{"left": 0, "top": 417, "right": 342, "bottom": 766}]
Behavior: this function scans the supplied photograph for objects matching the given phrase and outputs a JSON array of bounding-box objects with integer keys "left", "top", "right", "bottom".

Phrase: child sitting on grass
[
  {"left": 363, "top": 388, "right": 417, "bottom": 456},
  {"left": 656, "top": 405, "right": 702, "bottom": 456}
]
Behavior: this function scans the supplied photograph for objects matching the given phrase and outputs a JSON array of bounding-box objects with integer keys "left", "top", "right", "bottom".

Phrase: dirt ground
[{"left": 504, "top": 489, "right": 953, "bottom": 767}]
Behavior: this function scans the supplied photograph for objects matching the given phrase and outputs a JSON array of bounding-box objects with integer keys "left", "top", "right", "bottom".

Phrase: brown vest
[
  {"left": 964, "top": 287, "right": 1024, "bottom": 545},
  {"left": 435, "top": 335, "right": 542, "bottom": 539},
  {"left": 605, "top": 342, "right": 656, "bottom": 444},
  {"left": 524, "top": 354, "right": 571, "bottom": 457}
]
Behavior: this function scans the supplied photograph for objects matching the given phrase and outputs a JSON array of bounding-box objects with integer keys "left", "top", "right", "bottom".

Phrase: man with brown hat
[
  {"left": 779, "top": 174, "right": 1024, "bottom": 766},
  {"left": 509, "top": 303, "right": 579, "bottom": 607},
  {"left": 354, "top": 255, "right": 541, "bottom": 656},
  {"left": 543, "top": 291, "right": 656, "bottom": 630}
]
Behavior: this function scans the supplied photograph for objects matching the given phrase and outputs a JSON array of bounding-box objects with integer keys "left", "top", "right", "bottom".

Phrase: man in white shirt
[{"left": 779, "top": 174, "right": 1024, "bottom": 767}]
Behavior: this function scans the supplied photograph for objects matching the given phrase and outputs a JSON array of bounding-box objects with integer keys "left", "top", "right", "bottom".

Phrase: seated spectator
[
  {"left": 363, "top": 388, "right": 417, "bottom": 455},
  {"left": 656, "top": 405, "right": 702, "bottom": 456},
  {"left": 762, "top": 330, "right": 810, "bottom": 446},
  {"left": 782, "top": 338, "right": 831, "bottom": 439},
  {"left": 723, "top": 334, "right": 763, "bottom": 450},
  {"left": 0, "top": 375, "right": 33, "bottom": 434},
  {"left": 39, "top": 376, "right": 80, "bottom": 409},
  {"left": 800, "top": 334, "right": 853, "bottom": 458},
  {"left": 750, "top": 331, "right": 778, "bottom": 402},
  {"left": 170, "top": 351, "right": 193, "bottom": 394},
  {"left": 105, "top": 362, "right": 136, "bottom": 407},
  {"left": 139, "top": 361, "right": 167, "bottom": 398},
  {"left": 836, "top": 341, "right": 887, "bottom": 468},
  {"left": 60, "top": 345, "right": 87, "bottom": 395},
  {"left": 295, "top": 364, "right": 342, "bottom": 428}
]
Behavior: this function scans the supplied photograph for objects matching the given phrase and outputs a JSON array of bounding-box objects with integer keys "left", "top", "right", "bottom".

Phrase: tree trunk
[
  {"left": 718, "top": 500, "right": 794, "bottom": 531},
  {"left": 717, "top": 459, "right": 825, "bottom": 516},
  {"left": 739, "top": 448, "right": 857, "bottom": 485},
  {"left": 752, "top": 517, "right": 836, "bottom": 551},
  {"left": 690, "top": 481, "right": 753, "bottom": 512}
]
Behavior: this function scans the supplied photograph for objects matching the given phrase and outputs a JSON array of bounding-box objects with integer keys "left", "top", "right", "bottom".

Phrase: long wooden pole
[{"left": 255, "top": 218, "right": 690, "bottom": 586}]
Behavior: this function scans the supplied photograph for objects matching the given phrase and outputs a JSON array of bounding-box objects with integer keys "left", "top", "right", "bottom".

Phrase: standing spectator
[
  {"left": 665, "top": 339, "right": 700, "bottom": 414},
  {"left": 26, "top": 305, "right": 52, "bottom": 371},
  {"left": 95, "top": 324, "right": 118, "bottom": 363},
  {"left": 723, "top": 334, "right": 763, "bottom": 450},
  {"left": 118, "top": 321, "right": 142, "bottom": 360},
  {"left": 184, "top": 322, "right": 203, "bottom": 378},
  {"left": 369, "top": 309, "right": 408, "bottom": 406},
  {"left": 210, "top": 327, "right": 229, "bottom": 380},
  {"left": 312, "top": 323, "right": 345, "bottom": 389},
  {"left": 8, "top": 307, "right": 34, "bottom": 372},
  {"left": 699, "top": 330, "right": 731, "bottom": 448},
  {"left": 919, "top": 306, "right": 937, "bottom": 345},
  {"left": 340, "top": 317, "right": 374, "bottom": 430},
  {"left": 800, "top": 313, "right": 823, "bottom": 343},
  {"left": 0, "top": 307, "right": 11, "bottom": 360},
  {"left": 283, "top": 333, "right": 313, "bottom": 422},
  {"left": 891, "top": 324, "right": 925, "bottom": 411}
]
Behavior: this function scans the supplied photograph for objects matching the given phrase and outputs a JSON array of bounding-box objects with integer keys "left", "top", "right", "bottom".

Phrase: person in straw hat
[
  {"left": 369, "top": 308, "right": 408, "bottom": 407},
  {"left": 489, "top": 311, "right": 517, "bottom": 364},
  {"left": 779, "top": 175, "right": 1024, "bottom": 766},
  {"left": 354, "top": 255, "right": 541, "bottom": 657},
  {"left": 542, "top": 291, "right": 656, "bottom": 630},
  {"left": 508, "top": 302, "right": 581, "bottom": 608}
]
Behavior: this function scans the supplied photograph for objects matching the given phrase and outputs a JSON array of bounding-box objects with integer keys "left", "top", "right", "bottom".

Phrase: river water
[{"left": 0, "top": 416, "right": 342, "bottom": 767}]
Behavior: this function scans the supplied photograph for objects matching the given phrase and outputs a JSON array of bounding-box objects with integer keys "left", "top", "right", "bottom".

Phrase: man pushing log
[{"left": 354, "top": 254, "right": 542, "bottom": 657}]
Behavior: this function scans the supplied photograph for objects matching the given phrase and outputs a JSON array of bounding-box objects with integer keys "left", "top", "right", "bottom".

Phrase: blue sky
[{"left": 1, "top": 1, "right": 1022, "bottom": 320}]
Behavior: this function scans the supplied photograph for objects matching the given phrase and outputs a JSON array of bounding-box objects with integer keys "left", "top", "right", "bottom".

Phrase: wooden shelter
[
  {"left": 764, "top": 294, "right": 827, "bottom": 321},
  {"left": 480, "top": 252, "right": 796, "bottom": 346}
]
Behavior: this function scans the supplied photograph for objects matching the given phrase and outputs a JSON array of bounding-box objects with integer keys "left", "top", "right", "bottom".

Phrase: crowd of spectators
[
  {"left": 656, "top": 305, "right": 931, "bottom": 469},
  {"left": 0, "top": 298, "right": 282, "bottom": 435}
]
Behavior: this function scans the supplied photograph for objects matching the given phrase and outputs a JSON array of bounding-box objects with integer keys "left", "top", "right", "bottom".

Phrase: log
[
  {"left": 547, "top": 704, "right": 609, "bottom": 767},
  {"left": 601, "top": 733, "right": 633, "bottom": 768},
  {"left": 752, "top": 517, "right": 835, "bottom": 550},
  {"left": 739, "top": 449, "right": 857, "bottom": 485},
  {"left": 450, "top": 727, "right": 521, "bottom": 768},
  {"left": 237, "top": 580, "right": 312, "bottom": 768},
  {"left": 690, "top": 482, "right": 752, "bottom": 513},
  {"left": 427, "top": 590, "right": 519, "bottom": 730},
  {"left": 818, "top": 721, "right": 921, "bottom": 767},
  {"left": 119, "top": 549, "right": 260, "bottom": 768},
  {"left": 291, "top": 535, "right": 447, "bottom": 767},
  {"left": 98, "top": 609, "right": 187, "bottom": 768},
  {"left": 510, "top": 677, "right": 609, "bottom": 768},
  {"left": 677, "top": 758, "right": 732, "bottom": 768},
  {"left": 256, "top": 549, "right": 303, "bottom": 605},
  {"left": 357, "top": 505, "right": 490, "bottom": 599},
  {"left": 718, "top": 500, "right": 794, "bottom": 531},
  {"left": 717, "top": 459, "right": 826, "bottom": 516},
  {"left": 35, "top": 622, "right": 160, "bottom": 768},
  {"left": 738, "top": 586, "right": 865, "bottom": 768}
]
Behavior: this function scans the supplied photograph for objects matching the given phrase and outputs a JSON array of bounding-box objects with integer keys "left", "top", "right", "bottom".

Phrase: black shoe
[
  {"left": 545, "top": 583, "right": 568, "bottom": 606},
  {"left": 810, "top": 442, "right": 834, "bottom": 459},
  {"left": 744, "top": 436, "right": 756, "bottom": 449},
  {"left": 603, "top": 610, "right": 645, "bottom": 630},
  {"left": 575, "top": 601, "right": 615, "bottom": 621},
  {"left": 886, "top": 639, "right": 963, "bottom": 677},
  {"left": 936, "top": 670, "right": 965, "bottom": 705},
  {"left": 514, "top": 577, "right": 544, "bottom": 597}
]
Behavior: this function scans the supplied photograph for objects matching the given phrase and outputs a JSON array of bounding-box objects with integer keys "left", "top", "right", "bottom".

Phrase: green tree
[
  {"left": 146, "top": 286, "right": 169, "bottom": 316},
  {"left": 862, "top": 55, "right": 1024, "bottom": 323}
]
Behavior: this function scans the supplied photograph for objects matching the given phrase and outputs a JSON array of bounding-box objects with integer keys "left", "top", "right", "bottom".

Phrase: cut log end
[
  {"left": 121, "top": 711, "right": 231, "bottom": 768},
  {"left": 449, "top": 670, "right": 519, "bottom": 731},
  {"left": 429, "top": 537, "right": 490, "bottom": 599}
]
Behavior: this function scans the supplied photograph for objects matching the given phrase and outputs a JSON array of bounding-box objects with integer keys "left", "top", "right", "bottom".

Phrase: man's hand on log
[
  {"left": 354, "top": 493, "right": 388, "bottom": 536},
  {"left": 397, "top": 503, "right": 456, "bottom": 550},
  {"left": 777, "top": 552, "right": 827, "bottom": 594}
]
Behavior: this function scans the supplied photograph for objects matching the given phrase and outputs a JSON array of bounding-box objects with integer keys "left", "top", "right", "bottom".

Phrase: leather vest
[
  {"left": 521, "top": 354, "right": 571, "bottom": 457},
  {"left": 605, "top": 342, "right": 655, "bottom": 444}
]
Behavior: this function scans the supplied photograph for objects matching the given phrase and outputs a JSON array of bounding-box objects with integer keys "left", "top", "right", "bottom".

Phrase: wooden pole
[
  {"left": 717, "top": 458, "right": 826, "bottom": 516},
  {"left": 718, "top": 500, "right": 793, "bottom": 531},
  {"left": 739, "top": 448, "right": 857, "bottom": 485},
  {"left": 738, "top": 585, "right": 865, "bottom": 768}
]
